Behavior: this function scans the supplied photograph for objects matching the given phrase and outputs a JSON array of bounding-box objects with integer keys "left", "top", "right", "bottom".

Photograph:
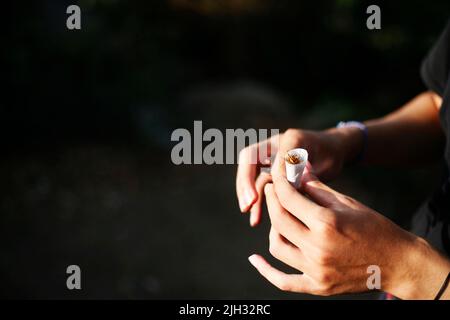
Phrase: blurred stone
[{"left": 179, "top": 81, "right": 295, "bottom": 130}]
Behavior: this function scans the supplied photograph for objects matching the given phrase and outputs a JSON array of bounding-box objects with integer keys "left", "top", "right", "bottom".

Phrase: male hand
[
  {"left": 236, "top": 128, "right": 356, "bottom": 226},
  {"left": 247, "top": 157, "right": 449, "bottom": 298}
]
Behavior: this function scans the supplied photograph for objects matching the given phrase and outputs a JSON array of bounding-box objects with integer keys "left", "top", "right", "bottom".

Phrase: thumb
[{"left": 301, "top": 164, "right": 340, "bottom": 208}]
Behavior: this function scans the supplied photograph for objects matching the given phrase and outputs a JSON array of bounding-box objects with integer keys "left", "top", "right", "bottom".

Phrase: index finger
[
  {"left": 236, "top": 136, "right": 278, "bottom": 212},
  {"left": 236, "top": 145, "right": 258, "bottom": 212}
]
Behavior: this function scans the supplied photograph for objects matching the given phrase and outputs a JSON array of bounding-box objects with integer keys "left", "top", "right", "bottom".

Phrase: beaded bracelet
[{"left": 435, "top": 272, "right": 450, "bottom": 300}]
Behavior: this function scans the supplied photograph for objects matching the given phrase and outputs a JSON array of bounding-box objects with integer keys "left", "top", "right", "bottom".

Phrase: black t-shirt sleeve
[{"left": 421, "top": 20, "right": 450, "bottom": 97}]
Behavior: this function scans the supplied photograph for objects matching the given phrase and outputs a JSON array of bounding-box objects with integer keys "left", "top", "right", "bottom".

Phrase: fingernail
[
  {"left": 248, "top": 254, "right": 258, "bottom": 266},
  {"left": 250, "top": 213, "right": 258, "bottom": 227},
  {"left": 244, "top": 189, "right": 254, "bottom": 208},
  {"left": 238, "top": 198, "right": 246, "bottom": 212}
]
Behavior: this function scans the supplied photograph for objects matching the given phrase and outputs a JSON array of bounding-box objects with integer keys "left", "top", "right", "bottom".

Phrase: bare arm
[
  {"left": 236, "top": 91, "right": 444, "bottom": 226},
  {"left": 338, "top": 91, "right": 445, "bottom": 166}
]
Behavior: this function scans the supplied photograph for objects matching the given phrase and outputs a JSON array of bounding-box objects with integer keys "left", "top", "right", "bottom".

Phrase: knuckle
[
  {"left": 269, "top": 242, "right": 279, "bottom": 259},
  {"left": 322, "top": 211, "right": 339, "bottom": 229},
  {"left": 238, "top": 146, "right": 248, "bottom": 158},
  {"left": 283, "top": 128, "right": 303, "bottom": 144},
  {"left": 341, "top": 194, "right": 358, "bottom": 207},
  {"left": 316, "top": 221, "right": 335, "bottom": 240},
  {"left": 317, "top": 253, "right": 332, "bottom": 266},
  {"left": 277, "top": 279, "right": 292, "bottom": 292},
  {"left": 270, "top": 210, "right": 287, "bottom": 232},
  {"left": 315, "top": 269, "right": 334, "bottom": 285},
  {"left": 320, "top": 285, "right": 334, "bottom": 296},
  {"left": 274, "top": 182, "right": 294, "bottom": 205},
  {"left": 316, "top": 210, "right": 339, "bottom": 234},
  {"left": 268, "top": 231, "right": 280, "bottom": 258},
  {"left": 272, "top": 175, "right": 284, "bottom": 191},
  {"left": 311, "top": 271, "right": 336, "bottom": 296},
  {"left": 238, "top": 151, "right": 247, "bottom": 164},
  {"left": 328, "top": 201, "right": 343, "bottom": 212},
  {"left": 264, "top": 183, "right": 272, "bottom": 195},
  {"left": 270, "top": 217, "right": 282, "bottom": 236},
  {"left": 312, "top": 249, "right": 334, "bottom": 266},
  {"left": 314, "top": 284, "right": 335, "bottom": 296},
  {"left": 238, "top": 145, "right": 256, "bottom": 163},
  {"left": 284, "top": 128, "right": 297, "bottom": 137}
]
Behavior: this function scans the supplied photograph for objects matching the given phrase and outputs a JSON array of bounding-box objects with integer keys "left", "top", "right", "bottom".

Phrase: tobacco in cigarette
[{"left": 285, "top": 153, "right": 302, "bottom": 165}]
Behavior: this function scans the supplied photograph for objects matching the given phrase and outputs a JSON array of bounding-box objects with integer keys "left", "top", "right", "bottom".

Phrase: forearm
[
  {"left": 329, "top": 91, "right": 445, "bottom": 166},
  {"left": 364, "top": 92, "right": 444, "bottom": 165},
  {"left": 390, "top": 236, "right": 450, "bottom": 300}
]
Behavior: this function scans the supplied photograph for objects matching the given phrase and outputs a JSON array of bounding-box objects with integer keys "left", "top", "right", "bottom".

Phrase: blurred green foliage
[{"left": 7, "top": 0, "right": 450, "bottom": 143}]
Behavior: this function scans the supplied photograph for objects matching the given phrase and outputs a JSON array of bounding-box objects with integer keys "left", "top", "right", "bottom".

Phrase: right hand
[{"left": 236, "top": 128, "right": 358, "bottom": 226}]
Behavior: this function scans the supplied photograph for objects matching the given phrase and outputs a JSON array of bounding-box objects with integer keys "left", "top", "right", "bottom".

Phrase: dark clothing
[{"left": 412, "top": 19, "right": 450, "bottom": 256}]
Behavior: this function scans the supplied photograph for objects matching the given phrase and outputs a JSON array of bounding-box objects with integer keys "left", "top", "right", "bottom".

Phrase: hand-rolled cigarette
[{"left": 285, "top": 148, "right": 308, "bottom": 189}]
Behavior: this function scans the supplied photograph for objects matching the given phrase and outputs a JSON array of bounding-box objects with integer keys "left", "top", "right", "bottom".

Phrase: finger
[
  {"left": 278, "top": 132, "right": 301, "bottom": 160},
  {"left": 305, "top": 160, "right": 315, "bottom": 175},
  {"left": 269, "top": 153, "right": 284, "bottom": 182},
  {"left": 249, "top": 172, "right": 272, "bottom": 227},
  {"left": 269, "top": 228, "right": 313, "bottom": 275},
  {"left": 264, "top": 183, "right": 309, "bottom": 246},
  {"left": 271, "top": 161, "right": 324, "bottom": 229},
  {"left": 237, "top": 135, "right": 279, "bottom": 213},
  {"left": 248, "top": 254, "right": 313, "bottom": 293},
  {"left": 269, "top": 131, "right": 303, "bottom": 178},
  {"left": 302, "top": 170, "right": 341, "bottom": 208},
  {"left": 236, "top": 145, "right": 258, "bottom": 212}
]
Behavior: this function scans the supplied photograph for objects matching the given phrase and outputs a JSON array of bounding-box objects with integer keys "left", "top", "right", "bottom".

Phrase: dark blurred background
[{"left": 2, "top": 0, "right": 450, "bottom": 299}]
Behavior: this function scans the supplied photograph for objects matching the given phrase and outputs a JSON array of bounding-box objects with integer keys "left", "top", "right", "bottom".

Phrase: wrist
[
  {"left": 325, "top": 126, "right": 365, "bottom": 164},
  {"left": 387, "top": 236, "right": 450, "bottom": 299}
]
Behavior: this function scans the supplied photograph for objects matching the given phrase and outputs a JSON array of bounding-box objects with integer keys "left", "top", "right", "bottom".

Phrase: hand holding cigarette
[
  {"left": 236, "top": 128, "right": 351, "bottom": 227},
  {"left": 247, "top": 167, "right": 450, "bottom": 299}
]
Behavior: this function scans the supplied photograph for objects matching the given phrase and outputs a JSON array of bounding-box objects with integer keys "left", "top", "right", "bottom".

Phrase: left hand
[{"left": 248, "top": 157, "right": 450, "bottom": 298}]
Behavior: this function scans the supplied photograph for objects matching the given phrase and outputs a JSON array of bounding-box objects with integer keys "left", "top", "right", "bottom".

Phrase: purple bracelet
[{"left": 336, "top": 121, "right": 368, "bottom": 163}]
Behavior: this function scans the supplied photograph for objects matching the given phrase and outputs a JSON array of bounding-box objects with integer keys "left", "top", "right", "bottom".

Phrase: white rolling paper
[{"left": 285, "top": 148, "right": 308, "bottom": 189}]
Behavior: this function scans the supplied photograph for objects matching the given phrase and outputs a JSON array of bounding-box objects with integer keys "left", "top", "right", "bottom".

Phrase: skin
[
  {"left": 237, "top": 128, "right": 351, "bottom": 226},
  {"left": 236, "top": 91, "right": 450, "bottom": 299}
]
